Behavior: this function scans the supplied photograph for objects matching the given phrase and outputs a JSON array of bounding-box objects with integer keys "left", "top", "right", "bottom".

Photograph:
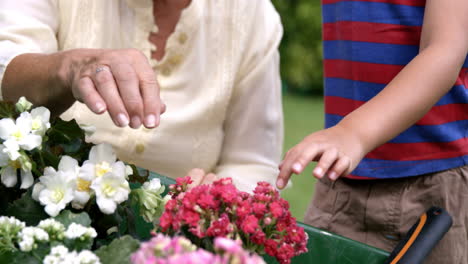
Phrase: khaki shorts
[{"left": 304, "top": 165, "right": 468, "bottom": 264}]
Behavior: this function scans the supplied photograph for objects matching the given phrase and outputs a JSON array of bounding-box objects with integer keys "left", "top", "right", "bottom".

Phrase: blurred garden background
[{"left": 272, "top": 1, "right": 323, "bottom": 221}]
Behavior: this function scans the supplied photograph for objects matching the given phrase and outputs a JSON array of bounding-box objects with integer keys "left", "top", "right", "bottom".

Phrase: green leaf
[
  {"left": 5, "top": 192, "right": 48, "bottom": 226},
  {"left": 47, "top": 119, "right": 85, "bottom": 144},
  {"left": 54, "top": 210, "right": 92, "bottom": 228},
  {"left": 0, "top": 101, "right": 17, "bottom": 119},
  {"left": 95, "top": 236, "right": 140, "bottom": 264},
  {"left": 0, "top": 251, "right": 40, "bottom": 264}
]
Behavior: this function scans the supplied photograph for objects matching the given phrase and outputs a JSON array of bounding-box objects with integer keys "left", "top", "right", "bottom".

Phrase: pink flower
[
  {"left": 197, "top": 193, "right": 216, "bottom": 209},
  {"left": 181, "top": 209, "right": 200, "bottom": 227},
  {"left": 214, "top": 237, "right": 242, "bottom": 254},
  {"left": 160, "top": 178, "right": 308, "bottom": 264},
  {"left": 269, "top": 202, "right": 284, "bottom": 218},
  {"left": 206, "top": 214, "right": 231, "bottom": 237},
  {"left": 241, "top": 215, "right": 259, "bottom": 234},
  {"left": 252, "top": 203, "right": 267, "bottom": 216}
]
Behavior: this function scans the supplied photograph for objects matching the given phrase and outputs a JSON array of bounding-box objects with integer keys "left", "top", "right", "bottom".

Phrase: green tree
[{"left": 273, "top": 1, "right": 323, "bottom": 94}]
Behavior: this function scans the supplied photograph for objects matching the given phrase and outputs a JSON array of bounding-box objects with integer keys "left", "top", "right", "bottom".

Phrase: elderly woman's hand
[
  {"left": 61, "top": 48, "right": 165, "bottom": 129},
  {"left": 186, "top": 168, "right": 219, "bottom": 189}
]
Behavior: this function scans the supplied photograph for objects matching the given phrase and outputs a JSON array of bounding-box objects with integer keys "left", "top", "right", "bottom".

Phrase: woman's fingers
[
  {"left": 202, "top": 173, "right": 218, "bottom": 185},
  {"left": 72, "top": 49, "right": 165, "bottom": 129},
  {"left": 187, "top": 168, "right": 206, "bottom": 189},
  {"left": 111, "top": 63, "right": 144, "bottom": 128},
  {"left": 132, "top": 55, "right": 163, "bottom": 128},
  {"left": 77, "top": 76, "right": 106, "bottom": 114},
  {"left": 92, "top": 65, "right": 130, "bottom": 127}
]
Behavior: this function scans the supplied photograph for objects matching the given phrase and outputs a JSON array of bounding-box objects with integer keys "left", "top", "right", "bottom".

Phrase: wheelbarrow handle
[{"left": 384, "top": 207, "right": 452, "bottom": 264}]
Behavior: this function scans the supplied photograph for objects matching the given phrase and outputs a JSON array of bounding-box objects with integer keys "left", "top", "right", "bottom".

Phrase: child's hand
[{"left": 276, "top": 125, "right": 366, "bottom": 189}]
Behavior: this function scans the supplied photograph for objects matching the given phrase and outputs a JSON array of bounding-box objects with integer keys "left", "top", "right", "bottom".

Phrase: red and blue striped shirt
[{"left": 322, "top": 0, "right": 468, "bottom": 179}]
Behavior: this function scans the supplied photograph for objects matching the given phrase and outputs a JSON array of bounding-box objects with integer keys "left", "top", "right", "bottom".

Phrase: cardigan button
[{"left": 135, "top": 143, "right": 145, "bottom": 154}]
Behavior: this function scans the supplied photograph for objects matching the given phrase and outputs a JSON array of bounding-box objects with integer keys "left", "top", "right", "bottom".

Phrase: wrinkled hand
[
  {"left": 186, "top": 168, "right": 218, "bottom": 189},
  {"left": 63, "top": 48, "right": 166, "bottom": 129},
  {"left": 276, "top": 125, "right": 366, "bottom": 189}
]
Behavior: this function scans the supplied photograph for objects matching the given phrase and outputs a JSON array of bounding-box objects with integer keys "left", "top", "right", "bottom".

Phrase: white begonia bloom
[
  {"left": 91, "top": 168, "right": 130, "bottom": 215},
  {"left": 35, "top": 167, "right": 75, "bottom": 217},
  {"left": 80, "top": 143, "right": 131, "bottom": 180},
  {"left": 57, "top": 155, "right": 90, "bottom": 209},
  {"left": 65, "top": 223, "right": 97, "bottom": 240},
  {"left": 15, "top": 96, "right": 33, "bottom": 112},
  {"left": 0, "top": 113, "right": 42, "bottom": 152},
  {"left": 0, "top": 145, "right": 34, "bottom": 189},
  {"left": 30, "top": 107, "right": 51, "bottom": 136}
]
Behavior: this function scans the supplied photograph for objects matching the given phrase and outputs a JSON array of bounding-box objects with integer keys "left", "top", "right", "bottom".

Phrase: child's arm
[{"left": 277, "top": 0, "right": 468, "bottom": 189}]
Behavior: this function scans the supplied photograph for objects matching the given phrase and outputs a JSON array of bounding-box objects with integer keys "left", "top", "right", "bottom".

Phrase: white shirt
[{"left": 0, "top": 0, "right": 284, "bottom": 192}]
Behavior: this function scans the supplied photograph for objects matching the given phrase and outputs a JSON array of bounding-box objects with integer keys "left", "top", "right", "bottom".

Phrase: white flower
[
  {"left": 44, "top": 246, "right": 101, "bottom": 264},
  {"left": 15, "top": 96, "right": 33, "bottom": 112},
  {"left": 91, "top": 169, "right": 130, "bottom": 214},
  {"left": 0, "top": 113, "right": 42, "bottom": 152},
  {"left": 44, "top": 245, "right": 72, "bottom": 264},
  {"left": 18, "top": 227, "right": 49, "bottom": 252},
  {"left": 80, "top": 144, "right": 130, "bottom": 181},
  {"left": 30, "top": 107, "right": 50, "bottom": 136},
  {"left": 77, "top": 250, "right": 101, "bottom": 264},
  {"left": 0, "top": 146, "right": 34, "bottom": 189},
  {"left": 0, "top": 216, "right": 25, "bottom": 239},
  {"left": 142, "top": 178, "right": 162, "bottom": 192},
  {"left": 65, "top": 223, "right": 97, "bottom": 240},
  {"left": 33, "top": 167, "right": 75, "bottom": 217},
  {"left": 38, "top": 219, "right": 66, "bottom": 240},
  {"left": 56, "top": 156, "right": 90, "bottom": 209}
]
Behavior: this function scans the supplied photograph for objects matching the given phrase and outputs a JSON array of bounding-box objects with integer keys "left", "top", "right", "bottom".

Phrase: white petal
[
  {"left": 113, "top": 187, "right": 129, "bottom": 204},
  {"left": 20, "top": 170, "right": 34, "bottom": 189},
  {"left": 96, "top": 197, "right": 117, "bottom": 214},
  {"left": 32, "top": 183, "right": 45, "bottom": 201},
  {"left": 0, "top": 146, "right": 10, "bottom": 167},
  {"left": 1, "top": 166, "right": 17, "bottom": 187},
  {"left": 79, "top": 162, "right": 96, "bottom": 181},
  {"left": 3, "top": 140, "right": 20, "bottom": 160},
  {"left": 16, "top": 112, "right": 33, "bottom": 133},
  {"left": 73, "top": 191, "right": 91, "bottom": 204},
  {"left": 19, "top": 134, "right": 42, "bottom": 151},
  {"left": 31, "top": 107, "right": 50, "bottom": 123},
  {"left": 111, "top": 161, "right": 127, "bottom": 179},
  {"left": 45, "top": 203, "right": 63, "bottom": 217},
  {"left": 0, "top": 119, "right": 16, "bottom": 139},
  {"left": 58, "top": 156, "right": 79, "bottom": 172},
  {"left": 44, "top": 166, "right": 58, "bottom": 175},
  {"left": 89, "top": 143, "right": 116, "bottom": 164}
]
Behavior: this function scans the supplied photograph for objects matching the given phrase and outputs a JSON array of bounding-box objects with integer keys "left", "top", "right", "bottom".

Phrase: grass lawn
[{"left": 280, "top": 92, "right": 324, "bottom": 221}]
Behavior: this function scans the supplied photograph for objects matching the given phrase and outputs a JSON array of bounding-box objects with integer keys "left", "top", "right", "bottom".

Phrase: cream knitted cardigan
[{"left": 0, "top": 0, "right": 284, "bottom": 192}]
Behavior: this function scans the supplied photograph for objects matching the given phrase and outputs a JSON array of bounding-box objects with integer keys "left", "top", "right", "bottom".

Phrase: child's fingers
[
  {"left": 291, "top": 147, "right": 320, "bottom": 174},
  {"left": 313, "top": 148, "right": 338, "bottom": 179},
  {"left": 328, "top": 156, "right": 351, "bottom": 181},
  {"left": 277, "top": 148, "right": 303, "bottom": 189}
]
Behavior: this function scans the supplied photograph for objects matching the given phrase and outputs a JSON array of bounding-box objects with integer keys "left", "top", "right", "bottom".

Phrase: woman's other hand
[
  {"left": 186, "top": 168, "right": 218, "bottom": 189},
  {"left": 276, "top": 124, "right": 366, "bottom": 189},
  {"left": 61, "top": 48, "right": 165, "bottom": 129}
]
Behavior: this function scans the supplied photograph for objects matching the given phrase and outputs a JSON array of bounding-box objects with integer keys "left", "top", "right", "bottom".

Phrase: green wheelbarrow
[{"left": 148, "top": 171, "right": 452, "bottom": 264}]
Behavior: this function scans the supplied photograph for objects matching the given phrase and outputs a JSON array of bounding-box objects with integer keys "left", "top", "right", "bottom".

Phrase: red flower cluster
[{"left": 159, "top": 177, "right": 308, "bottom": 264}]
